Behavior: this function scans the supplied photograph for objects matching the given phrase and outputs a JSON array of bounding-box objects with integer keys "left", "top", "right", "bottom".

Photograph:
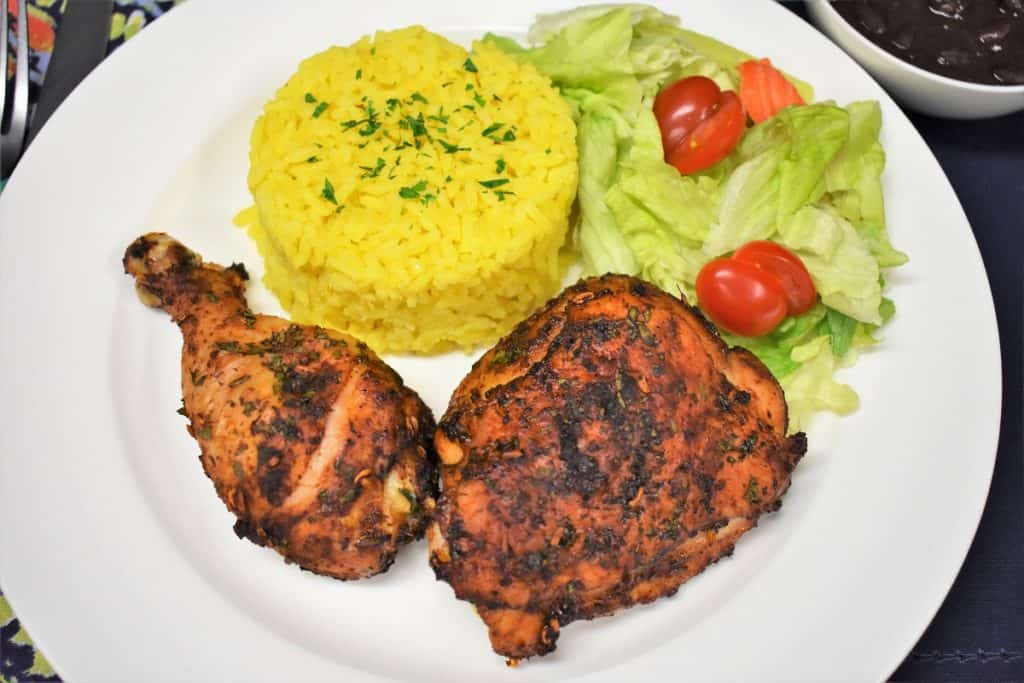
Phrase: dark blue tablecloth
[{"left": 783, "top": 5, "right": 1024, "bottom": 682}]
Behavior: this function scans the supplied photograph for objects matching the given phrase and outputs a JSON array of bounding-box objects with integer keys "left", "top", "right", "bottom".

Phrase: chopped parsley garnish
[
  {"left": 494, "top": 190, "right": 515, "bottom": 201},
  {"left": 441, "top": 81, "right": 453, "bottom": 87},
  {"left": 312, "top": 101, "right": 328, "bottom": 118},
  {"left": 495, "top": 157, "right": 506, "bottom": 174},
  {"left": 355, "top": 68, "right": 362, "bottom": 80},
  {"left": 473, "top": 92, "right": 486, "bottom": 107},
  {"left": 481, "top": 122, "right": 504, "bottom": 138},
  {"left": 359, "top": 157, "right": 386, "bottom": 178},
  {"left": 545, "top": 147, "right": 551, "bottom": 154},
  {"left": 398, "top": 180, "right": 428, "bottom": 199},
  {"left": 421, "top": 193, "right": 437, "bottom": 206},
  {"left": 463, "top": 57, "right": 478, "bottom": 73},
  {"left": 478, "top": 178, "right": 510, "bottom": 189},
  {"left": 438, "top": 139, "right": 470, "bottom": 154},
  {"left": 358, "top": 102, "right": 380, "bottom": 136},
  {"left": 304, "top": 92, "right": 317, "bottom": 103},
  {"left": 321, "top": 178, "right": 338, "bottom": 205},
  {"left": 465, "top": 83, "right": 474, "bottom": 92},
  {"left": 401, "top": 113, "right": 429, "bottom": 138},
  {"left": 306, "top": 155, "right": 319, "bottom": 163},
  {"left": 502, "top": 128, "right": 517, "bottom": 142},
  {"left": 408, "top": 91, "right": 428, "bottom": 104},
  {"left": 386, "top": 97, "right": 400, "bottom": 111}
]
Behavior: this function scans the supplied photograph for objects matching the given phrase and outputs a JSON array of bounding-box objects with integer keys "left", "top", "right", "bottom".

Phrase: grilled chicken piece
[
  {"left": 430, "top": 274, "right": 806, "bottom": 661},
  {"left": 124, "top": 233, "right": 437, "bottom": 580}
]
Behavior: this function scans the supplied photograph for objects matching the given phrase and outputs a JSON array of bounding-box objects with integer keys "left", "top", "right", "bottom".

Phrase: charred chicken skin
[
  {"left": 430, "top": 274, "right": 806, "bottom": 660},
  {"left": 124, "top": 233, "right": 437, "bottom": 580}
]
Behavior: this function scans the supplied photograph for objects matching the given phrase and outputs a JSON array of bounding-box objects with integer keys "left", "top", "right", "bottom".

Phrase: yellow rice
[{"left": 234, "top": 27, "right": 578, "bottom": 354}]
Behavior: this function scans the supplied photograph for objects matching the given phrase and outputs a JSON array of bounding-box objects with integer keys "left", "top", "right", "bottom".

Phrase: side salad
[{"left": 487, "top": 5, "right": 907, "bottom": 431}]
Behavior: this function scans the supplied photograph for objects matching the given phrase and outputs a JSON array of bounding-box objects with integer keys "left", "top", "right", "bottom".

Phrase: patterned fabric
[
  {"left": 1, "top": 3, "right": 182, "bottom": 679},
  {"left": 1, "top": 0, "right": 183, "bottom": 185}
]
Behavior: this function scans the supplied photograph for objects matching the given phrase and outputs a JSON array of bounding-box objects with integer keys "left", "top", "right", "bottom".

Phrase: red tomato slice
[
  {"left": 733, "top": 240, "right": 817, "bottom": 315},
  {"left": 664, "top": 91, "right": 745, "bottom": 176},
  {"left": 653, "top": 76, "right": 722, "bottom": 154},
  {"left": 695, "top": 258, "right": 788, "bottom": 337},
  {"left": 653, "top": 77, "right": 746, "bottom": 176}
]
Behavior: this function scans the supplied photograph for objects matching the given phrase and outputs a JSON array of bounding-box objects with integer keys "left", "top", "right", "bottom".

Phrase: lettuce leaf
[{"left": 490, "top": 4, "right": 904, "bottom": 431}]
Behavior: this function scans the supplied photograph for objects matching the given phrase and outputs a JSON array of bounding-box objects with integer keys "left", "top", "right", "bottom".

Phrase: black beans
[
  {"left": 858, "top": 5, "right": 887, "bottom": 35},
  {"left": 891, "top": 25, "right": 916, "bottom": 50},
  {"left": 928, "top": 0, "right": 969, "bottom": 19},
  {"left": 993, "top": 66, "right": 1024, "bottom": 84},
  {"left": 937, "top": 48, "right": 972, "bottom": 66},
  {"left": 978, "top": 21, "right": 1012, "bottom": 43},
  {"left": 834, "top": 0, "right": 1024, "bottom": 86}
]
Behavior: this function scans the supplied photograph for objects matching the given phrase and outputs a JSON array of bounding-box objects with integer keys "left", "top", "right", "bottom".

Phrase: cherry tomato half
[
  {"left": 695, "top": 258, "right": 788, "bottom": 338},
  {"left": 733, "top": 241, "right": 817, "bottom": 315},
  {"left": 653, "top": 76, "right": 746, "bottom": 176}
]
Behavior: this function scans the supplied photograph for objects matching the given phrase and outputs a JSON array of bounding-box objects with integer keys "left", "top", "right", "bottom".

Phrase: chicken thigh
[
  {"left": 124, "top": 233, "right": 437, "bottom": 580},
  {"left": 430, "top": 274, "right": 806, "bottom": 660}
]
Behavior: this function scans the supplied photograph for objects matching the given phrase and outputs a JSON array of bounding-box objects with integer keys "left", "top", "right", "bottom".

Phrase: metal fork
[{"left": 1, "top": 0, "right": 29, "bottom": 179}]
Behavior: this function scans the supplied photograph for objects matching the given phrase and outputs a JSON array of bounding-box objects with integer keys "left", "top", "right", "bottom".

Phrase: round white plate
[{"left": 0, "top": 1, "right": 1001, "bottom": 681}]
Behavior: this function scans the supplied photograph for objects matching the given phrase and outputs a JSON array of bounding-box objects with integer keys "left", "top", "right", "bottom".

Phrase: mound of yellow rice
[{"left": 234, "top": 27, "right": 578, "bottom": 354}]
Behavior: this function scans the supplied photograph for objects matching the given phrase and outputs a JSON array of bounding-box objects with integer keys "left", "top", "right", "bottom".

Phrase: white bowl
[{"left": 807, "top": 0, "right": 1024, "bottom": 119}]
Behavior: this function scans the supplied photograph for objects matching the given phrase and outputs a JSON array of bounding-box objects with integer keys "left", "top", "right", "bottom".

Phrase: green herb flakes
[
  {"left": 438, "top": 139, "right": 470, "bottom": 154},
  {"left": 408, "top": 92, "right": 428, "bottom": 104},
  {"left": 478, "top": 178, "right": 510, "bottom": 189},
  {"left": 463, "top": 57, "right": 478, "bottom": 73},
  {"left": 312, "top": 102, "right": 328, "bottom": 118},
  {"left": 403, "top": 113, "right": 429, "bottom": 138},
  {"left": 495, "top": 158, "right": 506, "bottom": 174},
  {"left": 304, "top": 92, "right": 317, "bottom": 103},
  {"left": 481, "top": 122, "right": 504, "bottom": 138},
  {"left": 321, "top": 178, "right": 338, "bottom": 205},
  {"left": 399, "top": 180, "right": 428, "bottom": 199},
  {"left": 745, "top": 477, "right": 761, "bottom": 504},
  {"left": 355, "top": 68, "right": 362, "bottom": 80},
  {"left": 306, "top": 155, "right": 319, "bottom": 163},
  {"left": 502, "top": 128, "right": 517, "bottom": 142},
  {"left": 359, "top": 157, "right": 386, "bottom": 178}
]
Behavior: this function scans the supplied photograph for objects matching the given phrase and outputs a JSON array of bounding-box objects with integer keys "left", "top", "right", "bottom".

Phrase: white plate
[{"left": 0, "top": 1, "right": 1001, "bottom": 681}]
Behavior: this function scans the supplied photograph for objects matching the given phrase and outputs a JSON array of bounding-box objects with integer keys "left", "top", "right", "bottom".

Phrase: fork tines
[{"left": 1, "top": 0, "right": 29, "bottom": 179}]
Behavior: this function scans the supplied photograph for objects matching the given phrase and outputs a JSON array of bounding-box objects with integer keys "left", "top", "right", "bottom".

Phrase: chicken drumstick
[{"left": 124, "top": 233, "right": 437, "bottom": 579}]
